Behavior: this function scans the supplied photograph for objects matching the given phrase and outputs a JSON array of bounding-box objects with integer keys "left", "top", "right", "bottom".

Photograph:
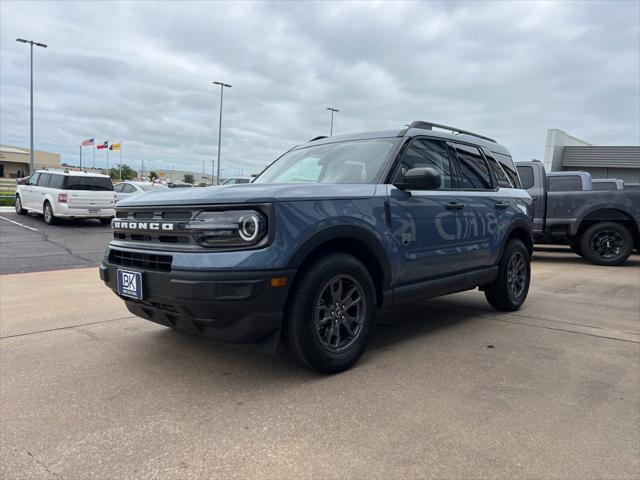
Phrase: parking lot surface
[
  {"left": 1, "top": 243, "right": 638, "bottom": 479},
  {"left": 0, "top": 211, "right": 112, "bottom": 274}
]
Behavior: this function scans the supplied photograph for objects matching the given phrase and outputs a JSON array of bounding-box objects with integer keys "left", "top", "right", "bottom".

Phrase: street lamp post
[
  {"left": 16, "top": 38, "right": 47, "bottom": 175},
  {"left": 213, "top": 81, "right": 232, "bottom": 185},
  {"left": 327, "top": 107, "right": 339, "bottom": 136}
]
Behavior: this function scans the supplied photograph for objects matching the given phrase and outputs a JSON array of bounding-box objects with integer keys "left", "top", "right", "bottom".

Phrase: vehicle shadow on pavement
[
  {"left": 532, "top": 250, "right": 640, "bottom": 267},
  {"left": 137, "top": 299, "right": 477, "bottom": 380}
]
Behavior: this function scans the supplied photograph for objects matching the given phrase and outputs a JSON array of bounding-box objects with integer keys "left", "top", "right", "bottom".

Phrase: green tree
[
  {"left": 149, "top": 171, "right": 158, "bottom": 181},
  {"left": 183, "top": 173, "right": 194, "bottom": 184},
  {"left": 110, "top": 163, "right": 137, "bottom": 181}
]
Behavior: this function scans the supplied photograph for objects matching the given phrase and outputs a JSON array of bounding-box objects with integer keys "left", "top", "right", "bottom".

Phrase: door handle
[
  {"left": 494, "top": 202, "right": 509, "bottom": 209},
  {"left": 445, "top": 202, "right": 465, "bottom": 211}
]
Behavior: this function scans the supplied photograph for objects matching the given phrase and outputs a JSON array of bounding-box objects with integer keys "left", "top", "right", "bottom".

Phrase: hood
[{"left": 115, "top": 183, "right": 378, "bottom": 207}]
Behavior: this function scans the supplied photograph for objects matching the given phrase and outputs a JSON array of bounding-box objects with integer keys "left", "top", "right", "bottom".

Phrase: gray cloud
[{"left": 1, "top": 0, "right": 638, "bottom": 177}]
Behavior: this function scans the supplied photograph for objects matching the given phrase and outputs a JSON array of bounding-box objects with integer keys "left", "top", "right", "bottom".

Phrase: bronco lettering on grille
[{"left": 112, "top": 221, "right": 175, "bottom": 231}]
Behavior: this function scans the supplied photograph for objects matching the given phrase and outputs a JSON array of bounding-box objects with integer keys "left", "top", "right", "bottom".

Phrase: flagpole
[
  {"left": 79, "top": 145, "right": 82, "bottom": 169},
  {"left": 106, "top": 139, "right": 109, "bottom": 174},
  {"left": 119, "top": 142, "right": 122, "bottom": 180},
  {"left": 92, "top": 140, "right": 95, "bottom": 169}
]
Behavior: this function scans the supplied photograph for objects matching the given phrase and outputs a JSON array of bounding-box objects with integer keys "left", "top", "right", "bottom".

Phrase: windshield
[{"left": 254, "top": 138, "right": 399, "bottom": 184}]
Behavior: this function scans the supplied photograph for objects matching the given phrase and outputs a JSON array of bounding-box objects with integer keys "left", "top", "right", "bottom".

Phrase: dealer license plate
[{"left": 117, "top": 269, "right": 143, "bottom": 300}]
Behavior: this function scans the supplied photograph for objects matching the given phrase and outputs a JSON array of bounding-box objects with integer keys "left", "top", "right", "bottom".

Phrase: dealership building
[
  {"left": 543, "top": 129, "right": 640, "bottom": 183},
  {"left": 0, "top": 145, "right": 61, "bottom": 178}
]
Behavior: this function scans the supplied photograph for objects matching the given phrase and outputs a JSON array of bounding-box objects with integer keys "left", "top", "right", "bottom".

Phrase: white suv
[{"left": 15, "top": 170, "right": 116, "bottom": 225}]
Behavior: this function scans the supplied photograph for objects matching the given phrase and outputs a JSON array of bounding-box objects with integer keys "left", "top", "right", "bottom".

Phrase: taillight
[{"left": 58, "top": 193, "right": 67, "bottom": 203}]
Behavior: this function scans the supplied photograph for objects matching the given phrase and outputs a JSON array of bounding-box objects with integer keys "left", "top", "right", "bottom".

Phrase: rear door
[
  {"left": 64, "top": 176, "right": 115, "bottom": 209},
  {"left": 388, "top": 137, "right": 467, "bottom": 286},
  {"left": 448, "top": 142, "right": 501, "bottom": 271}
]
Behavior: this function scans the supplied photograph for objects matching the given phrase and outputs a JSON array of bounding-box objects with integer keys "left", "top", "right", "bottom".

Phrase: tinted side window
[
  {"left": 63, "top": 177, "right": 114, "bottom": 191},
  {"left": 393, "top": 138, "right": 453, "bottom": 188},
  {"left": 484, "top": 151, "right": 513, "bottom": 188},
  {"left": 548, "top": 176, "right": 582, "bottom": 192},
  {"left": 114, "top": 183, "right": 124, "bottom": 193},
  {"left": 452, "top": 143, "right": 492, "bottom": 189},
  {"left": 492, "top": 152, "right": 521, "bottom": 188},
  {"left": 123, "top": 184, "right": 137, "bottom": 193},
  {"left": 48, "top": 174, "right": 64, "bottom": 189},
  {"left": 37, "top": 173, "right": 51, "bottom": 187},
  {"left": 517, "top": 166, "right": 535, "bottom": 189}
]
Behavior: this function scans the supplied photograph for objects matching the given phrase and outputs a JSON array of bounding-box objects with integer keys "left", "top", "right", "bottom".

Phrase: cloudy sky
[{"left": 1, "top": 0, "right": 639, "bottom": 177}]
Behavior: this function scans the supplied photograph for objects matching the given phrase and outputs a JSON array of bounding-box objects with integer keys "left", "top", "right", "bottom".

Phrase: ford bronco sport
[{"left": 101, "top": 121, "right": 533, "bottom": 373}]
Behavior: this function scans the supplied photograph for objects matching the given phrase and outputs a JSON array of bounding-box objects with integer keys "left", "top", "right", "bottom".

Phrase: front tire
[
  {"left": 485, "top": 239, "right": 531, "bottom": 312},
  {"left": 15, "top": 195, "right": 27, "bottom": 215},
  {"left": 580, "top": 222, "right": 633, "bottom": 266},
  {"left": 283, "top": 253, "right": 376, "bottom": 374},
  {"left": 43, "top": 202, "right": 57, "bottom": 225}
]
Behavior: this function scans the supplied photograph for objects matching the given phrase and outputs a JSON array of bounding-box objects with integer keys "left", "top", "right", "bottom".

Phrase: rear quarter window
[{"left": 63, "top": 177, "right": 114, "bottom": 191}]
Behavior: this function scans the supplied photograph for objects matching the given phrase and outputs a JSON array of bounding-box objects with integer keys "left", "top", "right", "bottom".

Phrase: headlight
[{"left": 186, "top": 210, "right": 267, "bottom": 247}]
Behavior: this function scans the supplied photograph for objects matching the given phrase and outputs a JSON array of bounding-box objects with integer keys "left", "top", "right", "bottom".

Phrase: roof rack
[{"left": 407, "top": 121, "right": 497, "bottom": 144}]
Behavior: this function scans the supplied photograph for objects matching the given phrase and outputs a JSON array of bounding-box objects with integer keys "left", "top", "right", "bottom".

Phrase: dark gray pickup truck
[{"left": 516, "top": 161, "right": 640, "bottom": 266}]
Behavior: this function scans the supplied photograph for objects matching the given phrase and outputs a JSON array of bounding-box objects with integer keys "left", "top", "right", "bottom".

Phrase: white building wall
[{"left": 543, "top": 129, "right": 591, "bottom": 172}]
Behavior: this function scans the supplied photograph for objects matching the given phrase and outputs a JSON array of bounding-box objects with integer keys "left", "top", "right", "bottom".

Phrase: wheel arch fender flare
[
  {"left": 575, "top": 207, "right": 639, "bottom": 236},
  {"left": 286, "top": 224, "right": 393, "bottom": 290},
  {"left": 500, "top": 217, "right": 534, "bottom": 259}
]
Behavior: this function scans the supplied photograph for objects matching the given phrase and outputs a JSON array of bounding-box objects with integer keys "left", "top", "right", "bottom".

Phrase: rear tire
[
  {"left": 283, "top": 253, "right": 376, "bottom": 374},
  {"left": 580, "top": 222, "right": 633, "bottom": 266},
  {"left": 485, "top": 239, "right": 531, "bottom": 312},
  {"left": 15, "top": 195, "right": 27, "bottom": 215},
  {"left": 43, "top": 201, "right": 57, "bottom": 225}
]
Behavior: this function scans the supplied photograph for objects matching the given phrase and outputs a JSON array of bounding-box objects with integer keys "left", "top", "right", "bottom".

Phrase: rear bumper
[
  {"left": 100, "top": 262, "right": 294, "bottom": 344},
  {"left": 56, "top": 205, "right": 115, "bottom": 218}
]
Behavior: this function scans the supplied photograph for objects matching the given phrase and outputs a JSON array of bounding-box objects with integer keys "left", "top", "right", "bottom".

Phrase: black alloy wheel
[
  {"left": 580, "top": 222, "right": 633, "bottom": 266},
  {"left": 314, "top": 275, "right": 366, "bottom": 353}
]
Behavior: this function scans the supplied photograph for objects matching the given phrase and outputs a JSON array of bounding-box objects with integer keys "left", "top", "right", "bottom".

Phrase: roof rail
[
  {"left": 408, "top": 121, "right": 497, "bottom": 144},
  {"left": 309, "top": 136, "right": 328, "bottom": 142}
]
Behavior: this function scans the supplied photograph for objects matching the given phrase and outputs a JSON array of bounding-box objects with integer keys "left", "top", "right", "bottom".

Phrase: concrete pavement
[{"left": 0, "top": 250, "right": 639, "bottom": 479}]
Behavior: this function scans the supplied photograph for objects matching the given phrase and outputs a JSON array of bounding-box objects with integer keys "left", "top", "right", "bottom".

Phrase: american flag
[{"left": 81, "top": 138, "right": 94, "bottom": 146}]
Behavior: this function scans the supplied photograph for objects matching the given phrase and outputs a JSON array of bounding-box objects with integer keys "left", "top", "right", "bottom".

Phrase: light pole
[
  {"left": 327, "top": 107, "right": 339, "bottom": 136},
  {"left": 213, "top": 81, "right": 232, "bottom": 185},
  {"left": 16, "top": 38, "right": 47, "bottom": 175}
]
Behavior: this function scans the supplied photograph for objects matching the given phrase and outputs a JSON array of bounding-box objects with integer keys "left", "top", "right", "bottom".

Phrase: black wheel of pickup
[
  {"left": 485, "top": 239, "right": 531, "bottom": 312},
  {"left": 283, "top": 253, "right": 376, "bottom": 374},
  {"left": 580, "top": 222, "right": 633, "bottom": 266}
]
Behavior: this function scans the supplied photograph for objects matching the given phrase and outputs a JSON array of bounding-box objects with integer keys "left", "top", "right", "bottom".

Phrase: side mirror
[{"left": 396, "top": 167, "right": 441, "bottom": 191}]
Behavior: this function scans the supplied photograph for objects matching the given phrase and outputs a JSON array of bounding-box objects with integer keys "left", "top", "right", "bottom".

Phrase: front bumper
[{"left": 100, "top": 262, "right": 295, "bottom": 344}]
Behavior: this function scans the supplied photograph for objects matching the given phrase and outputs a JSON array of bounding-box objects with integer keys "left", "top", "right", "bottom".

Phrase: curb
[{"left": 0, "top": 206, "right": 16, "bottom": 213}]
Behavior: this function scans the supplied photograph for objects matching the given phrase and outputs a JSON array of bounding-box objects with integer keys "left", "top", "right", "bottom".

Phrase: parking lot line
[{"left": 0, "top": 215, "right": 39, "bottom": 232}]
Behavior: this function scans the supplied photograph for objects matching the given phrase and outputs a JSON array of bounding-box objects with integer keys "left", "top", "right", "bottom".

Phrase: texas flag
[{"left": 96, "top": 141, "right": 108, "bottom": 150}]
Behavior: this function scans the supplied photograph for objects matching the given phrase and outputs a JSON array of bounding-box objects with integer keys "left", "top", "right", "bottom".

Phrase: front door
[{"left": 388, "top": 137, "right": 467, "bottom": 287}]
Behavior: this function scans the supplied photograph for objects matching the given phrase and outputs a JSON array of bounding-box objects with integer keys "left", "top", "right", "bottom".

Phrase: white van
[{"left": 15, "top": 170, "right": 116, "bottom": 225}]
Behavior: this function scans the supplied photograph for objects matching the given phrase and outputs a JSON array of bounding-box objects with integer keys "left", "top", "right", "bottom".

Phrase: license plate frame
[{"left": 116, "top": 269, "right": 143, "bottom": 300}]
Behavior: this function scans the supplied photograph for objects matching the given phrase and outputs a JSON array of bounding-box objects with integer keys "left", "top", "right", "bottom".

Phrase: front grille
[
  {"left": 113, "top": 209, "right": 195, "bottom": 246},
  {"left": 109, "top": 249, "right": 172, "bottom": 272}
]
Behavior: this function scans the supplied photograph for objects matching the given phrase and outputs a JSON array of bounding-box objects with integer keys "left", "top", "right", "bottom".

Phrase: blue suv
[{"left": 100, "top": 121, "right": 533, "bottom": 373}]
